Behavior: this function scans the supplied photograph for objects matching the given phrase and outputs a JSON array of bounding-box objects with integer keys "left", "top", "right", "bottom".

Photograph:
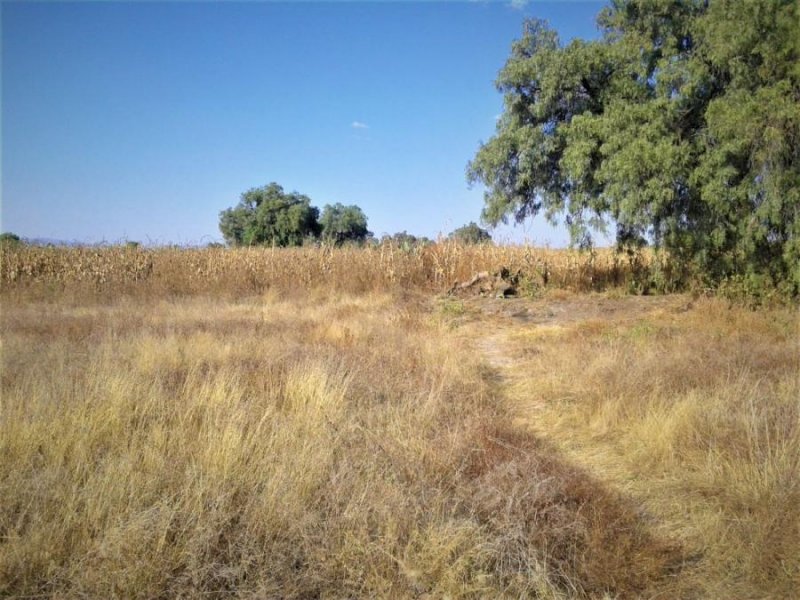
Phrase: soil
[{"left": 464, "top": 292, "right": 693, "bottom": 327}]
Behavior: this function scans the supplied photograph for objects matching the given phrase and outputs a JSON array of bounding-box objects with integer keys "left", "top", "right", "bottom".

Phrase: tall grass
[
  {"left": 2, "top": 246, "right": 796, "bottom": 598},
  {"left": 1, "top": 242, "right": 675, "bottom": 297},
  {"left": 496, "top": 297, "right": 800, "bottom": 598},
  {"left": 1, "top": 292, "right": 680, "bottom": 599}
]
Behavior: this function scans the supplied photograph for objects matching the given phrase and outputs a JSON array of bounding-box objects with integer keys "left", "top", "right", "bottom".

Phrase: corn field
[{"left": 0, "top": 243, "right": 680, "bottom": 295}]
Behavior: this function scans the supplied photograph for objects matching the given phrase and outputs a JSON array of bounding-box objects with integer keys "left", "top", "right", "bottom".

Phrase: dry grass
[
  {"left": 2, "top": 288, "right": 681, "bottom": 599},
  {"left": 470, "top": 294, "right": 800, "bottom": 598},
  {"left": 1, "top": 242, "right": 671, "bottom": 298},
  {"left": 2, "top": 247, "right": 796, "bottom": 598}
]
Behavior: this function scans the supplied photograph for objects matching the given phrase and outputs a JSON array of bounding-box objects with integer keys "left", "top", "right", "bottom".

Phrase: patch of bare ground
[
  {"left": 447, "top": 290, "right": 800, "bottom": 599},
  {"left": 461, "top": 292, "right": 691, "bottom": 413}
]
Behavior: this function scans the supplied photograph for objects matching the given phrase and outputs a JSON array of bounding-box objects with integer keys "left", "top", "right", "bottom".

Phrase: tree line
[
  {"left": 219, "top": 183, "right": 370, "bottom": 247},
  {"left": 218, "top": 182, "right": 493, "bottom": 247},
  {"left": 218, "top": 1, "right": 797, "bottom": 295}
]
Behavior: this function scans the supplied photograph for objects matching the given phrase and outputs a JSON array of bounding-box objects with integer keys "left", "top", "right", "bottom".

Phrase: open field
[{"left": 1, "top": 247, "right": 798, "bottom": 598}]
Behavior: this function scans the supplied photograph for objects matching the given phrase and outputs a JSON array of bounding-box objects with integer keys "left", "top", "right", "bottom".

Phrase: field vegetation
[
  {"left": 3, "top": 1, "right": 798, "bottom": 597},
  {"left": 1, "top": 242, "right": 679, "bottom": 298},
  {"left": 1, "top": 244, "right": 797, "bottom": 598}
]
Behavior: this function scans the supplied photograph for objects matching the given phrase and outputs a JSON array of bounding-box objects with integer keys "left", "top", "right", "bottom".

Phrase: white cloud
[
  {"left": 351, "top": 121, "right": 369, "bottom": 129},
  {"left": 510, "top": 0, "right": 531, "bottom": 9}
]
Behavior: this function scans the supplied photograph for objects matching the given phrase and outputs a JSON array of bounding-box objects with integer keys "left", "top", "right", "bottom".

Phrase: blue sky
[{"left": 2, "top": 1, "right": 605, "bottom": 246}]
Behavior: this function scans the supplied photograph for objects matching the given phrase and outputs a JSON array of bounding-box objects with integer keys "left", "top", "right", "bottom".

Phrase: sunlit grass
[
  {"left": 1, "top": 248, "right": 796, "bottom": 598},
  {"left": 2, "top": 290, "right": 683, "bottom": 598},
  {"left": 495, "top": 297, "right": 800, "bottom": 598}
]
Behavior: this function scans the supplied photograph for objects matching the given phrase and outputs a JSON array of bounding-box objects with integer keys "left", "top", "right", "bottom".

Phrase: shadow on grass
[{"left": 457, "top": 419, "right": 694, "bottom": 599}]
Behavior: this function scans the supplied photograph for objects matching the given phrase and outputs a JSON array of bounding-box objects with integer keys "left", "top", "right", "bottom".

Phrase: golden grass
[
  {"left": 2, "top": 247, "right": 796, "bottom": 598},
  {"left": 482, "top": 295, "right": 800, "bottom": 598},
  {"left": 2, "top": 289, "right": 684, "bottom": 599},
  {"left": 1, "top": 242, "right": 670, "bottom": 298}
]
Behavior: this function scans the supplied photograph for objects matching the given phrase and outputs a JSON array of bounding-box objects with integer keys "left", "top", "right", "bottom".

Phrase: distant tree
[
  {"left": 449, "top": 222, "right": 492, "bottom": 245},
  {"left": 219, "top": 183, "right": 321, "bottom": 247},
  {"left": 320, "top": 203, "right": 371, "bottom": 246},
  {"left": 381, "top": 231, "right": 434, "bottom": 249},
  {"left": 0, "top": 232, "right": 22, "bottom": 247},
  {"left": 468, "top": 2, "right": 800, "bottom": 291}
]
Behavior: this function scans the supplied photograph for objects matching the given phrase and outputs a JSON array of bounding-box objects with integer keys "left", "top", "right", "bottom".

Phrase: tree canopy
[
  {"left": 219, "top": 183, "right": 321, "bottom": 247},
  {"left": 219, "top": 184, "right": 373, "bottom": 248},
  {"left": 0, "top": 232, "right": 22, "bottom": 247},
  {"left": 449, "top": 222, "right": 493, "bottom": 245},
  {"left": 380, "top": 231, "right": 434, "bottom": 249},
  {"left": 468, "top": 0, "right": 799, "bottom": 290},
  {"left": 320, "top": 203, "right": 371, "bottom": 246}
]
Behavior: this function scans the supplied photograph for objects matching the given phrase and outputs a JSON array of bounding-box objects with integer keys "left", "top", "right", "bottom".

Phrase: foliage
[
  {"left": 468, "top": 0, "right": 800, "bottom": 292},
  {"left": 449, "top": 222, "right": 492, "bottom": 245},
  {"left": 219, "top": 183, "right": 321, "bottom": 247},
  {"left": 320, "top": 203, "right": 371, "bottom": 246},
  {"left": 0, "top": 232, "right": 22, "bottom": 247},
  {"left": 380, "top": 231, "right": 434, "bottom": 249}
]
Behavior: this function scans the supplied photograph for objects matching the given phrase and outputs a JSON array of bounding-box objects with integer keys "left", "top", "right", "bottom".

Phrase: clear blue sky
[{"left": 2, "top": 1, "right": 604, "bottom": 246}]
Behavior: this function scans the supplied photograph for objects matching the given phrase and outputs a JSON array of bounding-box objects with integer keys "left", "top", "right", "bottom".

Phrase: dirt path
[
  {"left": 450, "top": 292, "right": 705, "bottom": 595},
  {"left": 444, "top": 291, "right": 800, "bottom": 598},
  {"left": 454, "top": 292, "right": 692, "bottom": 413}
]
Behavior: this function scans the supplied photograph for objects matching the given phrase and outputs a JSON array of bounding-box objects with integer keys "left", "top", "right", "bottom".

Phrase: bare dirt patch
[
  {"left": 466, "top": 291, "right": 691, "bottom": 326},
  {"left": 450, "top": 292, "right": 693, "bottom": 379}
]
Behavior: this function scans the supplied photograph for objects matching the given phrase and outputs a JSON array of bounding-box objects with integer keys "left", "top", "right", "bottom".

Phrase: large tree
[
  {"left": 219, "top": 183, "right": 321, "bottom": 247},
  {"left": 381, "top": 231, "right": 434, "bottom": 249},
  {"left": 449, "top": 222, "right": 492, "bottom": 245},
  {"left": 468, "top": 0, "right": 800, "bottom": 290},
  {"left": 320, "top": 203, "right": 371, "bottom": 246}
]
